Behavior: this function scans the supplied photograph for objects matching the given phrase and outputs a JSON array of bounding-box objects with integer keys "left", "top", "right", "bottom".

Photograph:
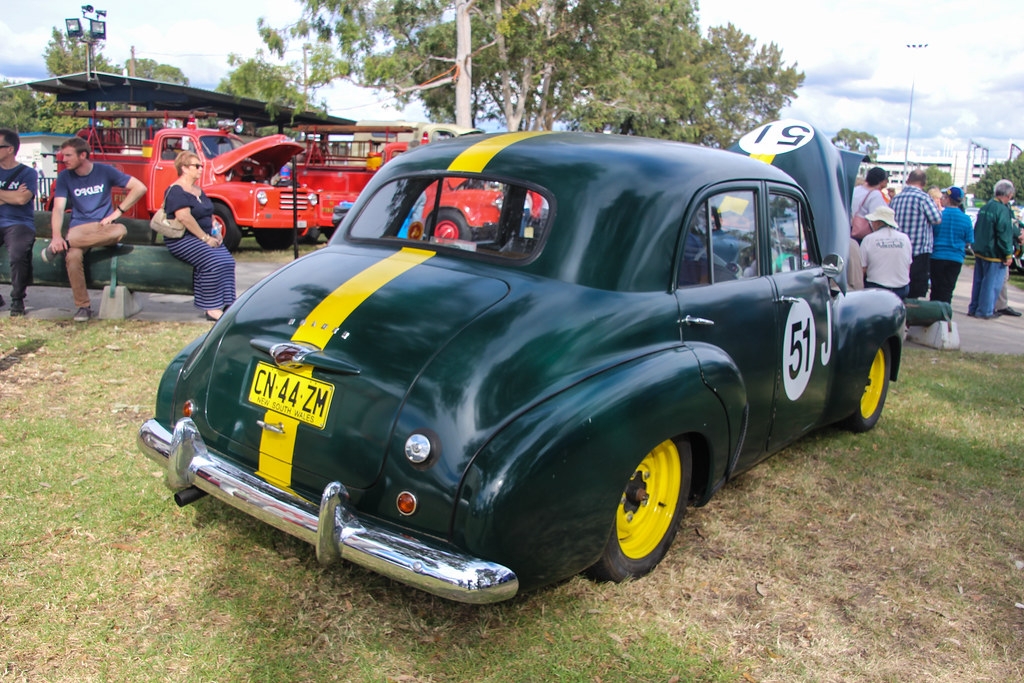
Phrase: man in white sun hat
[{"left": 861, "top": 204, "right": 912, "bottom": 299}]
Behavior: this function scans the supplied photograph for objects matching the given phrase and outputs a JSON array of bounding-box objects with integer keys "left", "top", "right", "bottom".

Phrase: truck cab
[{"left": 72, "top": 112, "right": 319, "bottom": 251}]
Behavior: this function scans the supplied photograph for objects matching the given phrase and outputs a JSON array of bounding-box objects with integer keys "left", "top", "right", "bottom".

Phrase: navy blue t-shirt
[
  {"left": 54, "top": 162, "right": 132, "bottom": 227},
  {"left": 0, "top": 163, "right": 37, "bottom": 230}
]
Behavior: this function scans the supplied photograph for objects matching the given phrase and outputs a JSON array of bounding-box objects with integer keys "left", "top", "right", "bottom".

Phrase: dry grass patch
[{"left": 1, "top": 320, "right": 1022, "bottom": 682}]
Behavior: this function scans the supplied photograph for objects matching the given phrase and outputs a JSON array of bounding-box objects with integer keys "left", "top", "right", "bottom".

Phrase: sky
[{"left": 2, "top": 0, "right": 1023, "bottom": 162}]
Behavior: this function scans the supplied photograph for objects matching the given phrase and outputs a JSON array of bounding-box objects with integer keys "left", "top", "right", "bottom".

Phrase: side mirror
[{"left": 822, "top": 253, "right": 845, "bottom": 281}]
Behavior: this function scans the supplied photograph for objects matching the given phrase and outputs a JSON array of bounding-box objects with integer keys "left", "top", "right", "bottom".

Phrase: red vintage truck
[
  {"left": 295, "top": 121, "right": 481, "bottom": 235},
  {"left": 68, "top": 110, "right": 319, "bottom": 250}
]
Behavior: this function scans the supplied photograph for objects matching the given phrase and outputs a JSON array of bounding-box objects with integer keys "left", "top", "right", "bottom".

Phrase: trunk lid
[{"left": 199, "top": 247, "right": 509, "bottom": 492}]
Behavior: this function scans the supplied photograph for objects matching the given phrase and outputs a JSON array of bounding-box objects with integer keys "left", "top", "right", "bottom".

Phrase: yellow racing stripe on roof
[
  {"left": 256, "top": 247, "right": 435, "bottom": 490},
  {"left": 447, "top": 131, "right": 553, "bottom": 173},
  {"left": 750, "top": 153, "right": 776, "bottom": 165}
]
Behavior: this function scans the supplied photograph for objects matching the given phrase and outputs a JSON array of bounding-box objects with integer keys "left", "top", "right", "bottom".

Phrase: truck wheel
[
  {"left": 843, "top": 343, "right": 890, "bottom": 432},
  {"left": 254, "top": 229, "right": 295, "bottom": 250},
  {"left": 212, "top": 204, "right": 242, "bottom": 252},
  {"left": 586, "top": 439, "right": 691, "bottom": 583},
  {"left": 430, "top": 208, "right": 470, "bottom": 240}
]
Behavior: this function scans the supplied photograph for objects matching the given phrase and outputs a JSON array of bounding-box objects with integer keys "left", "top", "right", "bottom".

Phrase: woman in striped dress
[{"left": 164, "top": 151, "right": 236, "bottom": 321}]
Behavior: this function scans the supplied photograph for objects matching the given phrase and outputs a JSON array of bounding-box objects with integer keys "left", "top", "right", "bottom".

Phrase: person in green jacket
[{"left": 968, "top": 179, "right": 1015, "bottom": 319}]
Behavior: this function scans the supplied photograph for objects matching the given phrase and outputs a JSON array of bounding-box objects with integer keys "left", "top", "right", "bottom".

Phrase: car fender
[
  {"left": 452, "top": 345, "right": 735, "bottom": 590},
  {"left": 155, "top": 334, "right": 206, "bottom": 429},
  {"left": 822, "top": 288, "right": 905, "bottom": 424}
]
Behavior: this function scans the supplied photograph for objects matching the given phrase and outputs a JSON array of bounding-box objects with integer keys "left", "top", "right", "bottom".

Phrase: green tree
[
  {"left": 691, "top": 24, "right": 803, "bottom": 147},
  {"left": 924, "top": 165, "right": 953, "bottom": 190},
  {"left": 260, "top": 0, "right": 802, "bottom": 145},
  {"left": 973, "top": 156, "right": 1024, "bottom": 201},
  {"left": 831, "top": 128, "right": 879, "bottom": 157},
  {"left": 129, "top": 58, "right": 189, "bottom": 85},
  {"left": 43, "top": 27, "right": 116, "bottom": 75},
  {"left": 217, "top": 51, "right": 324, "bottom": 120},
  {"left": 0, "top": 80, "right": 84, "bottom": 134}
]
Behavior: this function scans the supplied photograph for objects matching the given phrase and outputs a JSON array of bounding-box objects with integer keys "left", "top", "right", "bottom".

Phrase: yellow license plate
[{"left": 247, "top": 362, "right": 334, "bottom": 429}]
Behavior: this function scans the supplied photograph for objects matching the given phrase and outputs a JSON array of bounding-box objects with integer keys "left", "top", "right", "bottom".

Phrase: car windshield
[
  {"left": 199, "top": 135, "right": 244, "bottom": 159},
  {"left": 346, "top": 175, "right": 551, "bottom": 260}
]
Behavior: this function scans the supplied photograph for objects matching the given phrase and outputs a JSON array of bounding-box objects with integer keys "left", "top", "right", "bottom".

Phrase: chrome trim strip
[{"left": 137, "top": 418, "right": 519, "bottom": 604}]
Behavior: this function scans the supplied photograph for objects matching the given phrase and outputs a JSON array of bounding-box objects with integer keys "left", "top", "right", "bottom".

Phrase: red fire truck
[
  {"left": 68, "top": 110, "right": 319, "bottom": 250},
  {"left": 295, "top": 121, "right": 481, "bottom": 235}
]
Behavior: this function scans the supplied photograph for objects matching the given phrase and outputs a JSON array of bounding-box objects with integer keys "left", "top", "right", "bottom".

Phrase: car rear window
[{"left": 347, "top": 175, "right": 551, "bottom": 260}]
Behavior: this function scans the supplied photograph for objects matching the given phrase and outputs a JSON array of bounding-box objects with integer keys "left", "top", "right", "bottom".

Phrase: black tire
[
  {"left": 429, "top": 208, "right": 470, "bottom": 240},
  {"left": 586, "top": 439, "right": 691, "bottom": 583},
  {"left": 843, "top": 343, "right": 891, "bottom": 432},
  {"left": 253, "top": 228, "right": 296, "bottom": 250},
  {"left": 212, "top": 204, "right": 242, "bottom": 252}
]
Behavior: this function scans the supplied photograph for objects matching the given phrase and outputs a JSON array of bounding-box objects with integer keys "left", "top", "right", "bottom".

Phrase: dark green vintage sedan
[{"left": 138, "top": 120, "right": 904, "bottom": 603}]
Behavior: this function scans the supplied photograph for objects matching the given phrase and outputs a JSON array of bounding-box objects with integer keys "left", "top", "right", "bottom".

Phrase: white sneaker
[{"left": 41, "top": 244, "right": 59, "bottom": 264}]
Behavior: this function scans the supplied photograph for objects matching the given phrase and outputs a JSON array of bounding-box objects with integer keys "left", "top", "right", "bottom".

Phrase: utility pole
[
  {"left": 302, "top": 43, "right": 310, "bottom": 102},
  {"left": 901, "top": 43, "right": 928, "bottom": 186}
]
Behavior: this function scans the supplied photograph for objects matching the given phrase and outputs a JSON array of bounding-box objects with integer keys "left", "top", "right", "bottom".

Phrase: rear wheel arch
[{"left": 451, "top": 349, "right": 735, "bottom": 588}]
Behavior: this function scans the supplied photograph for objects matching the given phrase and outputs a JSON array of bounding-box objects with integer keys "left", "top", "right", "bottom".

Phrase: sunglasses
[
  {"left": 186, "top": 163, "right": 204, "bottom": 169},
  {"left": 0, "top": 144, "right": 12, "bottom": 149}
]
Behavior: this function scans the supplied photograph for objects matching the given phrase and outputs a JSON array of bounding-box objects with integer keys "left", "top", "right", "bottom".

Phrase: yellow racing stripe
[
  {"left": 750, "top": 153, "right": 776, "bottom": 165},
  {"left": 256, "top": 247, "right": 435, "bottom": 489},
  {"left": 447, "top": 131, "right": 552, "bottom": 173}
]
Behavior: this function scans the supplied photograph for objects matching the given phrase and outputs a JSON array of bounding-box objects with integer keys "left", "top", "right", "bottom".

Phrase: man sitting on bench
[{"left": 45, "top": 137, "right": 147, "bottom": 322}]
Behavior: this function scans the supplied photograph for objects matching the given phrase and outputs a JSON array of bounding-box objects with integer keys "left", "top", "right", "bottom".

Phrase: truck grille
[{"left": 279, "top": 192, "right": 310, "bottom": 210}]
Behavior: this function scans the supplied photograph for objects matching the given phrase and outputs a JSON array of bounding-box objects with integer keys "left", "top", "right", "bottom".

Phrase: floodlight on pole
[
  {"left": 901, "top": 43, "right": 928, "bottom": 186},
  {"left": 66, "top": 6, "right": 107, "bottom": 81}
]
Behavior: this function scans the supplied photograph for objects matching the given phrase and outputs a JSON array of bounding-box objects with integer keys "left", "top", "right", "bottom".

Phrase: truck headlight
[
  {"left": 255, "top": 190, "right": 268, "bottom": 206},
  {"left": 308, "top": 192, "right": 318, "bottom": 207}
]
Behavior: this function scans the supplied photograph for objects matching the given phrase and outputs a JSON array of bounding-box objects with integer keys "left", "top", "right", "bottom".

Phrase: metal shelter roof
[{"left": 8, "top": 72, "right": 355, "bottom": 129}]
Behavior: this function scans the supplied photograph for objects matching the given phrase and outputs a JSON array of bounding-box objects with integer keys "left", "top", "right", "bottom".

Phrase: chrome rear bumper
[{"left": 137, "top": 418, "right": 519, "bottom": 604}]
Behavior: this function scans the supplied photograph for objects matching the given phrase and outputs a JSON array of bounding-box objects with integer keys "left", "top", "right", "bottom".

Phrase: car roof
[{"left": 364, "top": 131, "right": 801, "bottom": 291}]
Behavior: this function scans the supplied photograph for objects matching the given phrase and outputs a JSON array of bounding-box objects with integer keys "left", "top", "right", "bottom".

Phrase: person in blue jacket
[{"left": 929, "top": 186, "right": 974, "bottom": 304}]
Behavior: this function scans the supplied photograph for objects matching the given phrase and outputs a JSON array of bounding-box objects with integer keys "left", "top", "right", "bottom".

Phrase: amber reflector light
[{"left": 396, "top": 492, "right": 417, "bottom": 516}]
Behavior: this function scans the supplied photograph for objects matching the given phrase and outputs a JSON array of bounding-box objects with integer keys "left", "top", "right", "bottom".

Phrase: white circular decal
[
  {"left": 738, "top": 119, "right": 815, "bottom": 157},
  {"left": 783, "top": 298, "right": 816, "bottom": 401}
]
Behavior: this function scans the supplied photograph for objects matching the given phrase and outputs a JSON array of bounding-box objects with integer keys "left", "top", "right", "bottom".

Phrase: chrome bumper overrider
[{"left": 137, "top": 418, "right": 519, "bottom": 604}]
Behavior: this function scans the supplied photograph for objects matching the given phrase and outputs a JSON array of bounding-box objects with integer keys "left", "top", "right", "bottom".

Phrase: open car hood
[
  {"left": 209, "top": 134, "right": 304, "bottom": 176},
  {"left": 194, "top": 247, "right": 509, "bottom": 495}
]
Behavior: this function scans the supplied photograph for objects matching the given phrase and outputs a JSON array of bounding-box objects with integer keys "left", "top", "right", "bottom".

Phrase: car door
[
  {"left": 763, "top": 185, "right": 835, "bottom": 451},
  {"left": 675, "top": 185, "right": 779, "bottom": 473}
]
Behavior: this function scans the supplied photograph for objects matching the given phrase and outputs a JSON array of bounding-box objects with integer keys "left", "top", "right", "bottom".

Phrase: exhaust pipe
[{"left": 173, "top": 486, "right": 207, "bottom": 507}]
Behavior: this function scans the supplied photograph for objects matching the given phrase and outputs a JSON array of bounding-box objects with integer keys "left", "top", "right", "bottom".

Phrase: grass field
[{"left": 1, "top": 320, "right": 1022, "bottom": 682}]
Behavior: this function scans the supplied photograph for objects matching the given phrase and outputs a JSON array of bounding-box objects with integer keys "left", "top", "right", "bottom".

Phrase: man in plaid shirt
[{"left": 890, "top": 169, "right": 942, "bottom": 298}]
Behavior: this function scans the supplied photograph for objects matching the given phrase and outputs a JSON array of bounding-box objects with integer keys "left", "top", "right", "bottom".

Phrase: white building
[{"left": 13, "top": 132, "right": 67, "bottom": 178}]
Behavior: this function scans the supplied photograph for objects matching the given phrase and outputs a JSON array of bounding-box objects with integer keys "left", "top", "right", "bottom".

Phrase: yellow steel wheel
[
  {"left": 616, "top": 440, "right": 682, "bottom": 559},
  {"left": 844, "top": 343, "right": 890, "bottom": 433},
  {"left": 587, "top": 439, "right": 691, "bottom": 583},
  {"left": 860, "top": 347, "right": 886, "bottom": 418}
]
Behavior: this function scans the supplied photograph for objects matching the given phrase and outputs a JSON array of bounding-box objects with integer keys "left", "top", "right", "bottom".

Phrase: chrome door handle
[
  {"left": 680, "top": 315, "right": 715, "bottom": 326},
  {"left": 776, "top": 296, "right": 802, "bottom": 304}
]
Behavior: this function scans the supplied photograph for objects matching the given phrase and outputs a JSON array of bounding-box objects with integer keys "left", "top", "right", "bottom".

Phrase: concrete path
[
  {"left": 4, "top": 258, "right": 1022, "bottom": 355},
  {"left": 915, "top": 264, "right": 1023, "bottom": 355},
  {"left": 4, "top": 260, "right": 282, "bottom": 324}
]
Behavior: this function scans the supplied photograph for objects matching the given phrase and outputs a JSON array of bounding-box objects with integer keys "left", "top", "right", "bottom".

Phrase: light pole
[
  {"left": 901, "top": 43, "right": 928, "bottom": 186},
  {"left": 65, "top": 5, "right": 107, "bottom": 80}
]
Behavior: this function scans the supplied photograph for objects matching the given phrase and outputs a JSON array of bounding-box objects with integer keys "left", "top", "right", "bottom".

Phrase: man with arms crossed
[
  {"left": 0, "top": 128, "right": 36, "bottom": 317},
  {"left": 46, "top": 137, "right": 146, "bottom": 321}
]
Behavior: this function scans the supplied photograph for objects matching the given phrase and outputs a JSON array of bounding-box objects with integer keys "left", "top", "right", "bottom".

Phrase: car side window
[
  {"left": 768, "top": 193, "right": 817, "bottom": 272},
  {"left": 678, "top": 190, "right": 759, "bottom": 287}
]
